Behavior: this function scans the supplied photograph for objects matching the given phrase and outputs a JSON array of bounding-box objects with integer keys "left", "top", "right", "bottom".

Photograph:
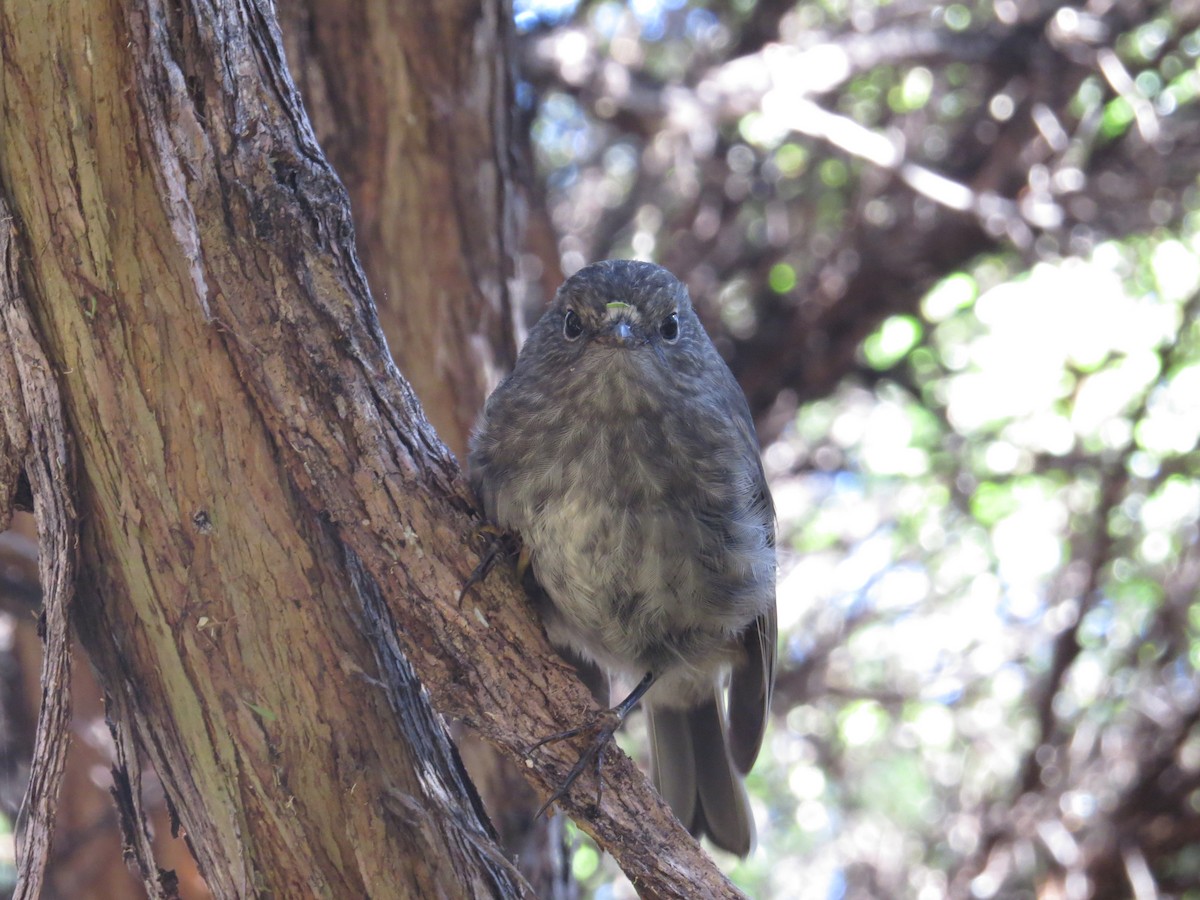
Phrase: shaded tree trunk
[
  {"left": 275, "top": 2, "right": 567, "bottom": 890},
  {"left": 277, "top": 0, "right": 520, "bottom": 461},
  {"left": 0, "top": 0, "right": 737, "bottom": 897}
]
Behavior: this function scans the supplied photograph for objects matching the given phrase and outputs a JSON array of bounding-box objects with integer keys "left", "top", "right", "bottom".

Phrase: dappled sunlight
[
  {"left": 519, "top": 0, "right": 1200, "bottom": 896},
  {"left": 759, "top": 230, "right": 1200, "bottom": 898}
]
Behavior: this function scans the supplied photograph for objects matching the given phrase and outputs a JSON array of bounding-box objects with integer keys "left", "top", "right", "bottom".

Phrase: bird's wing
[{"left": 727, "top": 602, "right": 776, "bottom": 773}]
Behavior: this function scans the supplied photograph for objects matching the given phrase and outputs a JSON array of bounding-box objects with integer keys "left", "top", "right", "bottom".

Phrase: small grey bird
[{"left": 469, "top": 259, "right": 776, "bottom": 856}]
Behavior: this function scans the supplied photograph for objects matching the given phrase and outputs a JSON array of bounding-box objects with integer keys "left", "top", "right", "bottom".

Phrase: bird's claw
[
  {"left": 526, "top": 672, "right": 654, "bottom": 820},
  {"left": 458, "top": 525, "right": 522, "bottom": 603},
  {"left": 528, "top": 711, "right": 621, "bottom": 819}
]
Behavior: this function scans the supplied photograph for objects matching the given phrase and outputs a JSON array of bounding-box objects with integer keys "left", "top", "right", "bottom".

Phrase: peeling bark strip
[
  {"left": 106, "top": 689, "right": 178, "bottom": 900},
  {"left": 0, "top": 204, "right": 77, "bottom": 900},
  {"left": 0, "top": 0, "right": 736, "bottom": 896},
  {"left": 0, "top": 245, "right": 28, "bottom": 533}
]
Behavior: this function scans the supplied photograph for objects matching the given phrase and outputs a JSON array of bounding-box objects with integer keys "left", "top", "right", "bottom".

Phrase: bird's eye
[
  {"left": 659, "top": 312, "right": 680, "bottom": 343},
  {"left": 563, "top": 309, "right": 584, "bottom": 340}
]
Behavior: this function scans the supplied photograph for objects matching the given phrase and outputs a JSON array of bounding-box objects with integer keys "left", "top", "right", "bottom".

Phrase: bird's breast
[{"left": 482, "top": 365, "right": 772, "bottom": 675}]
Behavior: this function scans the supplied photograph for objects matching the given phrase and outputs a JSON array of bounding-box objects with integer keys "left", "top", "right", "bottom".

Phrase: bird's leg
[
  {"left": 515, "top": 543, "right": 533, "bottom": 584},
  {"left": 530, "top": 670, "right": 656, "bottom": 819},
  {"left": 458, "top": 525, "right": 523, "bottom": 603}
]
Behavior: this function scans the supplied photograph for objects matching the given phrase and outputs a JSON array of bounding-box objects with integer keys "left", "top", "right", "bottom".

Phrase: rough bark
[
  {"left": 0, "top": 1, "right": 736, "bottom": 897},
  {"left": 1, "top": 200, "right": 77, "bottom": 900}
]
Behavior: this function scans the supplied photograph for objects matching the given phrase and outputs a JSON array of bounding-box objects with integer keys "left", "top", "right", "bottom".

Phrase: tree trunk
[
  {"left": 0, "top": 1, "right": 737, "bottom": 897},
  {"left": 276, "top": 0, "right": 520, "bottom": 461},
  {"left": 275, "top": 2, "right": 565, "bottom": 890}
]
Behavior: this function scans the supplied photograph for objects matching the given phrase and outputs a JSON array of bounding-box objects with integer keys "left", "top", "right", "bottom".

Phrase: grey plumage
[{"left": 469, "top": 259, "right": 776, "bottom": 856}]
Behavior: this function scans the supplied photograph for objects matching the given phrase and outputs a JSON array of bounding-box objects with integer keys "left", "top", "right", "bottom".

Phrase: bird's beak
[
  {"left": 595, "top": 302, "right": 641, "bottom": 347},
  {"left": 598, "top": 319, "right": 636, "bottom": 346}
]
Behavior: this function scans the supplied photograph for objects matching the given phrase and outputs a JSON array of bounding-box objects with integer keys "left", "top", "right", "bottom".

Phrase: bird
[{"left": 468, "top": 259, "right": 776, "bottom": 856}]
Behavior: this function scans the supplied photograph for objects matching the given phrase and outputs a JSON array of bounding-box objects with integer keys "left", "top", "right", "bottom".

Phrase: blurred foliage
[
  {"left": 759, "top": 235, "right": 1200, "bottom": 900},
  {"left": 0, "top": 810, "right": 12, "bottom": 894},
  {"left": 517, "top": 1, "right": 1200, "bottom": 898}
]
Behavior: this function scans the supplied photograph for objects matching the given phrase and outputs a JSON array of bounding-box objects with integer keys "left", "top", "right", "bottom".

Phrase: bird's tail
[{"left": 647, "top": 695, "right": 754, "bottom": 856}]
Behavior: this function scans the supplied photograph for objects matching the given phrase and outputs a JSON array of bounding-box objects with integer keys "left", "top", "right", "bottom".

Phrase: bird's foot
[
  {"left": 528, "top": 709, "right": 622, "bottom": 819},
  {"left": 527, "top": 671, "right": 655, "bottom": 819},
  {"left": 458, "top": 525, "right": 524, "bottom": 603}
]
